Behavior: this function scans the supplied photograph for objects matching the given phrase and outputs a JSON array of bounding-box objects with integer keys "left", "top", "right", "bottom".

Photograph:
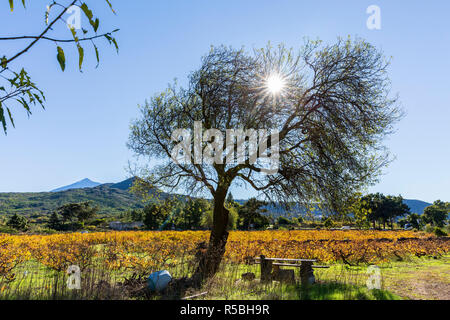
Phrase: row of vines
[{"left": 1, "top": 230, "right": 449, "bottom": 283}]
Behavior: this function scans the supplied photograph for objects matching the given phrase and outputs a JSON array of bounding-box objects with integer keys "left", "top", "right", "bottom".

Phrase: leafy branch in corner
[{"left": 0, "top": 0, "right": 119, "bottom": 134}]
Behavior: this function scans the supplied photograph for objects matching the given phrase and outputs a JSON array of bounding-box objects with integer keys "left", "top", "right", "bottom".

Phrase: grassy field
[
  {"left": 0, "top": 230, "right": 448, "bottom": 300},
  {"left": 3, "top": 255, "right": 448, "bottom": 300},
  {"left": 380, "top": 255, "right": 450, "bottom": 300},
  {"left": 195, "top": 255, "right": 449, "bottom": 300}
]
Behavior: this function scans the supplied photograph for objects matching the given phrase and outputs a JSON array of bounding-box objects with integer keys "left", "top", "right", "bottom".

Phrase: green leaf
[
  {"left": 9, "top": 0, "right": 13, "bottom": 11},
  {"left": 80, "top": 3, "right": 99, "bottom": 32},
  {"left": 0, "top": 106, "right": 7, "bottom": 134},
  {"left": 0, "top": 56, "right": 7, "bottom": 69},
  {"left": 6, "top": 107, "right": 15, "bottom": 128},
  {"left": 111, "top": 37, "right": 119, "bottom": 53},
  {"left": 56, "top": 46, "right": 66, "bottom": 71},
  {"left": 104, "top": 34, "right": 119, "bottom": 53},
  {"left": 69, "top": 27, "right": 79, "bottom": 43},
  {"left": 93, "top": 18, "right": 99, "bottom": 32},
  {"left": 77, "top": 45, "right": 84, "bottom": 71},
  {"left": 80, "top": 3, "right": 93, "bottom": 20},
  {"left": 16, "top": 97, "right": 31, "bottom": 114},
  {"left": 105, "top": 0, "right": 116, "bottom": 14},
  {"left": 93, "top": 43, "right": 100, "bottom": 68}
]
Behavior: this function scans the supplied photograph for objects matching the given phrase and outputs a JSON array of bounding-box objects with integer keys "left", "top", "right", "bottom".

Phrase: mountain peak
[
  {"left": 110, "top": 177, "right": 136, "bottom": 190},
  {"left": 51, "top": 178, "right": 101, "bottom": 192}
]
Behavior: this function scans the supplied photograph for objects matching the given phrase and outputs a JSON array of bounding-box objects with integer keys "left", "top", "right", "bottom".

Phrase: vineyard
[{"left": 0, "top": 230, "right": 449, "bottom": 299}]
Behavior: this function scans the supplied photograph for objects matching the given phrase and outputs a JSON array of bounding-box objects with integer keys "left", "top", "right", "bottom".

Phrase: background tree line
[
  {"left": 124, "top": 194, "right": 273, "bottom": 231},
  {"left": 2, "top": 193, "right": 447, "bottom": 235}
]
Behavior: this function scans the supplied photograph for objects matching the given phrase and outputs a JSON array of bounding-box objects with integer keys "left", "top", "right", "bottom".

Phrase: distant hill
[
  {"left": 51, "top": 178, "right": 101, "bottom": 192},
  {"left": 110, "top": 177, "right": 136, "bottom": 190},
  {"left": 0, "top": 176, "right": 434, "bottom": 220},
  {"left": 0, "top": 178, "right": 178, "bottom": 218},
  {"left": 0, "top": 182, "right": 143, "bottom": 218},
  {"left": 403, "top": 199, "right": 432, "bottom": 215}
]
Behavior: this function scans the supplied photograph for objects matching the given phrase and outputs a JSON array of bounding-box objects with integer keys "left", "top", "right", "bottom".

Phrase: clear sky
[{"left": 0, "top": 0, "right": 449, "bottom": 203}]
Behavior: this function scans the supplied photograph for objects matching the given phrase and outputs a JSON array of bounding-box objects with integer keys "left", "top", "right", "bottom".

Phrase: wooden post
[
  {"left": 300, "top": 260, "right": 315, "bottom": 285},
  {"left": 260, "top": 255, "right": 272, "bottom": 283},
  {"left": 272, "top": 264, "right": 280, "bottom": 280}
]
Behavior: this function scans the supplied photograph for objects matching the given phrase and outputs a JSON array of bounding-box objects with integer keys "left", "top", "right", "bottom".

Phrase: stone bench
[{"left": 253, "top": 255, "right": 329, "bottom": 285}]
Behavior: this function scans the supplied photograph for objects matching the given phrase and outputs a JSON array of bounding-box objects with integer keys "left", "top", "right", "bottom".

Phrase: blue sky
[{"left": 0, "top": 0, "right": 449, "bottom": 203}]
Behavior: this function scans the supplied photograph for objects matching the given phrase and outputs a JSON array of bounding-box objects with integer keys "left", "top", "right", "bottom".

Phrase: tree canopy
[
  {"left": 6, "top": 213, "right": 28, "bottom": 231},
  {"left": 237, "top": 198, "right": 270, "bottom": 230},
  {"left": 128, "top": 37, "right": 402, "bottom": 279},
  {"left": 423, "top": 200, "right": 449, "bottom": 228},
  {"left": 359, "top": 193, "right": 410, "bottom": 229},
  {"left": 57, "top": 201, "right": 98, "bottom": 223},
  {"left": 129, "top": 38, "right": 401, "bottom": 210}
]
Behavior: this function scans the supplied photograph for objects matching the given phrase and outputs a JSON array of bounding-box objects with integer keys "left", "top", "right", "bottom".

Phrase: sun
[{"left": 266, "top": 74, "right": 285, "bottom": 95}]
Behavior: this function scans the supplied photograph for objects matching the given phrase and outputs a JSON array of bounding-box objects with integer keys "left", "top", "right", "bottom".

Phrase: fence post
[
  {"left": 260, "top": 255, "right": 272, "bottom": 283},
  {"left": 300, "top": 260, "right": 315, "bottom": 285}
]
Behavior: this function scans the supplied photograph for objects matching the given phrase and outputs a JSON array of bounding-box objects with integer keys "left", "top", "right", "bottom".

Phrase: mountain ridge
[
  {"left": 1, "top": 182, "right": 143, "bottom": 217},
  {"left": 51, "top": 178, "right": 433, "bottom": 215},
  {"left": 0, "top": 177, "right": 434, "bottom": 218},
  {"left": 51, "top": 178, "right": 101, "bottom": 192}
]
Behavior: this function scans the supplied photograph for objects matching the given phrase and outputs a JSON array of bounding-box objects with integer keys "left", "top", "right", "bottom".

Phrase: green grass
[
  {"left": 203, "top": 280, "right": 400, "bottom": 300},
  {"left": 2, "top": 255, "right": 449, "bottom": 300},
  {"left": 197, "top": 262, "right": 402, "bottom": 300},
  {"left": 376, "top": 255, "right": 450, "bottom": 300}
]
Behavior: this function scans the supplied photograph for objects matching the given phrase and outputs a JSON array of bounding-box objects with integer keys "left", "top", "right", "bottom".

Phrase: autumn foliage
[{"left": 0, "top": 230, "right": 448, "bottom": 282}]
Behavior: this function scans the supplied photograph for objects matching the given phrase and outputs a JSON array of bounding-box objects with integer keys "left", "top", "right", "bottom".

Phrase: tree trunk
[{"left": 193, "top": 187, "right": 229, "bottom": 283}]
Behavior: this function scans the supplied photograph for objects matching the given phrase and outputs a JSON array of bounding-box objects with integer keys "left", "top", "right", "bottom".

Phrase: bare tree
[{"left": 128, "top": 38, "right": 402, "bottom": 281}]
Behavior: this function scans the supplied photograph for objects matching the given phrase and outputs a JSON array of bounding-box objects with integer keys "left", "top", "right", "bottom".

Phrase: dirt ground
[{"left": 381, "top": 256, "right": 450, "bottom": 300}]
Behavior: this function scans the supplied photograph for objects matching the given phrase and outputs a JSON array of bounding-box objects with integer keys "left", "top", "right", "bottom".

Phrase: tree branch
[
  {"left": 4, "top": 0, "right": 77, "bottom": 65},
  {"left": 0, "top": 33, "right": 115, "bottom": 43}
]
